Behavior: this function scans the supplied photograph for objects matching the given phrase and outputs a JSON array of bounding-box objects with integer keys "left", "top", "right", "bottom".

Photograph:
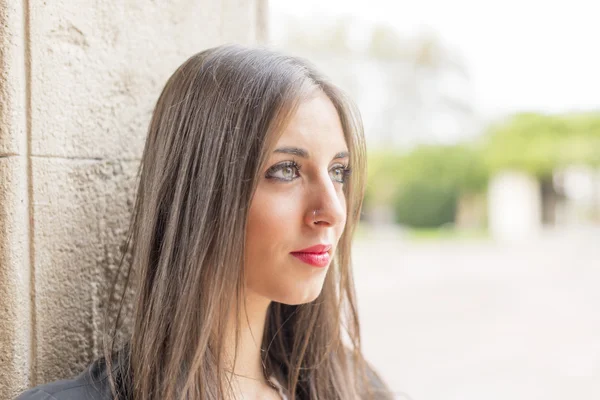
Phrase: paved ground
[{"left": 352, "top": 226, "right": 600, "bottom": 400}]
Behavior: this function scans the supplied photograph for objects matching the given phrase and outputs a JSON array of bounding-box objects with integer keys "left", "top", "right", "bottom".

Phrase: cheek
[
  {"left": 248, "top": 191, "right": 296, "bottom": 236},
  {"left": 244, "top": 187, "right": 307, "bottom": 302},
  {"left": 245, "top": 187, "right": 301, "bottom": 261}
]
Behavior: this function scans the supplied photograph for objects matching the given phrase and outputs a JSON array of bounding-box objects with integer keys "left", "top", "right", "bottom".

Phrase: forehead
[{"left": 275, "top": 91, "right": 347, "bottom": 150}]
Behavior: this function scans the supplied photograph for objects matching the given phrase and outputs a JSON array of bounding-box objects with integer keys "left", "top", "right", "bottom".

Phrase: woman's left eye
[{"left": 330, "top": 165, "right": 351, "bottom": 184}]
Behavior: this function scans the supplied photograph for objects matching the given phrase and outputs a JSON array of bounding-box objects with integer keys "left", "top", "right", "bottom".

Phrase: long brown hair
[{"left": 104, "top": 44, "right": 392, "bottom": 400}]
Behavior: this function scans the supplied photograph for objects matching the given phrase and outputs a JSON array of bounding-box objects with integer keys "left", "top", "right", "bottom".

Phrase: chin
[{"left": 273, "top": 282, "right": 325, "bottom": 306}]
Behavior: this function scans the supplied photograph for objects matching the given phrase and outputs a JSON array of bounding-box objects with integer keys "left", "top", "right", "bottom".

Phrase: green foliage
[
  {"left": 366, "top": 144, "right": 487, "bottom": 228},
  {"left": 365, "top": 113, "right": 600, "bottom": 229},
  {"left": 483, "top": 112, "right": 600, "bottom": 178},
  {"left": 393, "top": 182, "right": 457, "bottom": 228}
]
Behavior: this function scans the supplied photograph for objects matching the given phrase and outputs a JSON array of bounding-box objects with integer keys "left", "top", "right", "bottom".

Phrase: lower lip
[{"left": 290, "top": 252, "right": 330, "bottom": 268}]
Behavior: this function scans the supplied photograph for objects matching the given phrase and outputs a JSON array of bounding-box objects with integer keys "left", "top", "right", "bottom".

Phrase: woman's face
[{"left": 245, "top": 91, "right": 349, "bottom": 305}]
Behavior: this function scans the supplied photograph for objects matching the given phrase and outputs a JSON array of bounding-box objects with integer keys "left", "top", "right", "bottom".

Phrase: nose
[{"left": 305, "top": 175, "right": 346, "bottom": 228}]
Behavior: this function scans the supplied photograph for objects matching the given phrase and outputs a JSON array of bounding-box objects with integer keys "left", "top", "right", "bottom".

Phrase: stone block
[
  {"left": 31, "top": 157, "right": 138, "bottom": 383},
  {"left": 0, "top": 0, "right": 26, "bottom": 156},
  {"left": 28, "top": 1, "right": 226, "bottom": 159}
]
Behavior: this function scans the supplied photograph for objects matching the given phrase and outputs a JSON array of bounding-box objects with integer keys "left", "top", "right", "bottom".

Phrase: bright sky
[{"left": 270, "top": 0, "right": 600, "bottom": 120}]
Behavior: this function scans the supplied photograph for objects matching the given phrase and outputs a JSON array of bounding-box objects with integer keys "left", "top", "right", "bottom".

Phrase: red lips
[
  {"left": 292, "top": 244, "right": 332, "bottom": 253},
  {"left": 290, "top": 244, "right": 332, "bottom": 268}
]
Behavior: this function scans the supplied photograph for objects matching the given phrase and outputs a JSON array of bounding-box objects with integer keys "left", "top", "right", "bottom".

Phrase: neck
[{"left": 223, "top": 290, "right": 272, "bottom": 382}]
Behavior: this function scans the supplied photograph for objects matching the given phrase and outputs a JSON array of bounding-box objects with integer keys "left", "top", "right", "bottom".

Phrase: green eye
[
  {"left": 265, "top": 161, "right": 301, "bottom": 181},
  {"left": 281, "top": 166, "right": 296, "bottom": 179},
  {"left": 330, "top": 165, "right": 351, "bottom": 184}
]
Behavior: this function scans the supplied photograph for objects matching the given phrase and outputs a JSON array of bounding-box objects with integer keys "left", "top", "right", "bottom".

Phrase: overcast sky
[{"left": 270, "top": 0, "right": 600, "bottom": 120}]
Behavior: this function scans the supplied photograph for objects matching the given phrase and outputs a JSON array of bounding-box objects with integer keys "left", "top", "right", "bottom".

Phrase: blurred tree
[
  {"left": 365, "top": 114, "right": 600, "bottom": 229},
  {"left": 483, "top": 112, "right": 600, "bottom": 178},
  {"left": 366, "top": 144, "right": 487, "bottom": 228},
  {"left": 482, "top": 112, "right": 600, "bottom": 225},
  {"left": 393, "top": 182, "right": 457, "bottom": 228}
]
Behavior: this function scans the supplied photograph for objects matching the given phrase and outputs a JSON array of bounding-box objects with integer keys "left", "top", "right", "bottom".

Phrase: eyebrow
[{"left": 273, "top": 146, "right": 349, "bottom": 160}]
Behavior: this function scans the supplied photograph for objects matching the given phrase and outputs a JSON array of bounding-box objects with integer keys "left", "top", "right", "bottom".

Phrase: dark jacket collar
[{"left": 16, "top": 346, "right": 131, "bottom": 400}]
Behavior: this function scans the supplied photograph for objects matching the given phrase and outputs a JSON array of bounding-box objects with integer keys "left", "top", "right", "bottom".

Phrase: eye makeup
[
  {"left": 265, "top": 160, "right": 351, "bottom": 184},
  {"left": 265, "top": 160, "right": 302, "bottom": 182}
]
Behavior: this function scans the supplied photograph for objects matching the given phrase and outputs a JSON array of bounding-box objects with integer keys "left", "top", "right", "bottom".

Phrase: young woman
[{"left": 17, "top": 44, "right": 392, "bottom": 400}]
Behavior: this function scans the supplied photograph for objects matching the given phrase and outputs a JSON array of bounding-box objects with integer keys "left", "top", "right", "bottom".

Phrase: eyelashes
[{"left": 265, "top": 160, "right": 351, "bottom": 184}]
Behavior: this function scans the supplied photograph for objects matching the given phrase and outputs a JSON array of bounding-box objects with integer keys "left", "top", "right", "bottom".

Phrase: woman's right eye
[{"left": 265, "top": 161, "right": 301, "bottom": 182}]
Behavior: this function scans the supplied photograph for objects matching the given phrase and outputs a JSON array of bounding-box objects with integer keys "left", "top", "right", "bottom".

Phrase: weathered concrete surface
[
  {"left": 0, "top": 0, "right": 267, "bottom": 398},
  {"left": 354, "top": 227, "right": 600, "bottom": 400},
  {"left": 0, "top": 0, "right": 31, "bottom": 396},
  {"left": 0, "top": 157, "right": 31, "bottom": 398},
  {"left": 31, "top": 157, "right": 139, "bottom": 384},
  {"left": 0, "top": 0, "right": 26, "bottom": 157}
]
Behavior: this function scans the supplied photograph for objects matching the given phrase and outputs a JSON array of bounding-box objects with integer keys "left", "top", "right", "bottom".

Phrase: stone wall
[{"left": 0, "top": 1, "right": 267, "bottom": 397}]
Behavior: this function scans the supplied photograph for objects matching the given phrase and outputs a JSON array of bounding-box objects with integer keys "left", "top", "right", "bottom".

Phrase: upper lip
[{"left": 291, "top": 244, "right": 332, "bottom": 254}]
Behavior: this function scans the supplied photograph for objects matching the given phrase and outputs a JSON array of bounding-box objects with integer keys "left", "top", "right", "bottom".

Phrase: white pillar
[{"left": 488, "top": 171, "right": 542, "bottom": 241}]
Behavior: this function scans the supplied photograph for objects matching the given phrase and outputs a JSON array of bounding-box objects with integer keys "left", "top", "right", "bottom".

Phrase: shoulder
[{"left": 15, "top": 356, "right": 122, "bottom": 400}]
